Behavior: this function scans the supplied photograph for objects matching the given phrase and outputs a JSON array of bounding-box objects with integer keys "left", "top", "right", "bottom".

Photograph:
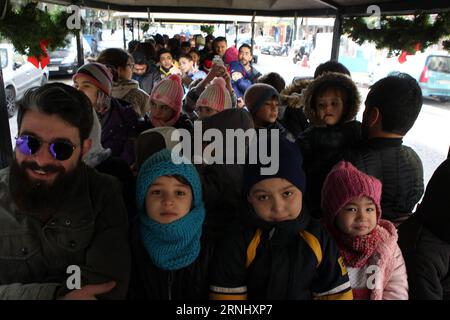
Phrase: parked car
[
  {"left": 47, "top": 35, "right": 92, "bottom": 76},
  {"left": 260, "top": 42, "right": 280, "bottom": 55},
  {"left": 1, "top": 43, "right": 49, "bottom": 118},
  {"left": 371, "top": 50, "right": 450, "bottom": 102}
]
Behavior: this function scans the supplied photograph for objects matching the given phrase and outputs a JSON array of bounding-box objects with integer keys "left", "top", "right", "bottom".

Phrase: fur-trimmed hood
[
  {"left": 303, "top": 72, "right": 361, "bottom": 126},
  {"left": 280, "top": 78, "right": 312, "bottom": 109}
]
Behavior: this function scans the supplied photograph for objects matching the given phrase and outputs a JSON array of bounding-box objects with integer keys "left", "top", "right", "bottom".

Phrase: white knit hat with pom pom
[{"left": 195, "top": 77, "right": 232, "bottom": 112}]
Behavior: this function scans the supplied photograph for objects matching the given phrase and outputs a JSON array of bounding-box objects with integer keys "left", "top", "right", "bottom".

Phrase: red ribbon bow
[{"left": 27, "top": 40, "right": 50, "bottom": 69}]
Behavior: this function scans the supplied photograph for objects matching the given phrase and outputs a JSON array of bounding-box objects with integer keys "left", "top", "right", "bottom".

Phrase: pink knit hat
[
  {"left": 150, "top": 74, "right": 183, "bottom": 115},
  {"left": 196, "top": 78, "right": 232, "bottom": 112},
  {"left": 321, "top": 161, "right": 382, "bottom": 226},
  {"left": 223, "top": 46, "right": 239, "bottom": 65}
]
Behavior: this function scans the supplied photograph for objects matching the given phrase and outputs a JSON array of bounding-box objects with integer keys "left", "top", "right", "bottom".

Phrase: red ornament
[{"left": 27, "top": 40, "right": 50, "bottom": 69}]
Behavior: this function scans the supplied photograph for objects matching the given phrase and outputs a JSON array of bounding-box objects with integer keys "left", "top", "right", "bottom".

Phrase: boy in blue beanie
[
  {"left": 209, "top": 137, "right": 353, "bottom": 300},
  {"left": 129, "top": 149, "right": 214, "bottom": 299}
]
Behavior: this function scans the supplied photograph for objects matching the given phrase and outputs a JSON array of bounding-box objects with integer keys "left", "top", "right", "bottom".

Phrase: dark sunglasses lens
[
  {"left": 50, "top": 141, "right": 74, "bottom": 161},
  {"left": 16, "top": 135, "right": 41, "bottom": 155}
]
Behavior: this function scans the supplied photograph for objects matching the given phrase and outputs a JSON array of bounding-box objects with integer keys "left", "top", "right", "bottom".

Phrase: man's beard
[{"left": 9, "top": 157, "right": 83, "bottom": 222}]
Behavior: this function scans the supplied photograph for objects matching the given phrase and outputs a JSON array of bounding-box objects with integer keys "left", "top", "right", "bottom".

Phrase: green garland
[
  {"left": 342, "top": 13, "right": 450, "bottom": 56},
  {"left": 200, "top": 25, "right": 215, "bottom": 35},
  {"left": 0, "top": 1, "right": 80, "bottom": 58}
]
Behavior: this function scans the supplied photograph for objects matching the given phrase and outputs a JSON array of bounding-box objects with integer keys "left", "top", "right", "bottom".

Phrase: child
[
  {"left": 195, "top": 77, "right": 232, "bottom": 120},
  {"left": 297, "top": 72, "right": 362, "bottom": 217},
  {"left": 158, "top": 49, "right": 181, "bottom": 79},
  {"left": 73, "top": 62, "right": 139, "bottom": 166},
  {"left": 321, "top": 161, "right": 408, "bottom": 300},
  {"left": 129, "top": 149, "right": 213, "bottom": 299},
  {"left": 209, "top": 138, "right": 353, "bottom": 300},
  {"left": 139, "top": 74, "right": 193, "bottom": 133},
  {"left": 244, "top": 83, "right": 290, "bottom": 142}
]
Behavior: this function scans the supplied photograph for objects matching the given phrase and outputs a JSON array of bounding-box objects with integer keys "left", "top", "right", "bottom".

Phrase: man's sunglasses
[{"left": 15, "top": 135, "right": 77, "bottom": 161}]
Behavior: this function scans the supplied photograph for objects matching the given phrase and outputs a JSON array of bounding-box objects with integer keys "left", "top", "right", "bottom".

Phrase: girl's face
[
  {"left": 145, "top": 176, "right": 193, "bottom": 224},
  {"left": 254, "top": 97, "right": 279, "bottom": 127},
  {"left": 179, "top": 57, "right": 193, "bottom": 74},
  {"left": 73, "top": 74, "right": 99, "bottom": 106},
  {"left": 336, "top": 196, "right": 377, "bottom": 237},
  {"left": 197, "top": 106, "right": 218, "bottom": 120},
  {"left": 316, "top": 88, "right": 345, "bottom": 126},
  {"left": 247, "top": 178, "right": 302, "bottom": 223},
  {"left": 151, "top": 101, "right": 175, "bottom": 123},
  {"left": 189, "top": 52, "right": 200, "bottom": 66},
  {"left": 117, "top": 58, "right": 134, "bottom": 80}
]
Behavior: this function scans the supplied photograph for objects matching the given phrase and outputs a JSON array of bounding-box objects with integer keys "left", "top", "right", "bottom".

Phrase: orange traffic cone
[{"left": 301, "top": 55, "right": 309, "bottom": 67}]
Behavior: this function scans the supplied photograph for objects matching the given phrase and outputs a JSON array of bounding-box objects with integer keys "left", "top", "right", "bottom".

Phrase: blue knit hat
[
  {"left": 136, "top": 149, "right": 203, "bottom": 212},
  {"left": 136, "top": 149, "right": 205, "bottom": 271},
  {"left": 243, "top": 136, "right": 306, "bottom": 195}
]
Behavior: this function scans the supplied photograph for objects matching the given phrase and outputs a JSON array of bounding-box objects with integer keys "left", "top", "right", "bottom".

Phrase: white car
[{"left": 1, "top": 43, "right": 49, "bottom": 117}]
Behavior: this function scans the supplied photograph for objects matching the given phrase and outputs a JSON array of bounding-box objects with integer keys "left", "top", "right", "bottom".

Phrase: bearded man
[{"left": 0, "top": 83, "right": 130, "bottom": 299}]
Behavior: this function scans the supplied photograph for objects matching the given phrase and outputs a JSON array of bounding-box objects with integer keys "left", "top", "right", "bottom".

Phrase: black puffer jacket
[
  {"left": 297, "top": 120, "right": 362, "bottom": 217},
  {"left": 398, "top": 159, "right": 450, "bottom": 299},
  {"left": 344, "top": 138, "right": 424, "bottom": 223},
  {"left": 210, "top": 205, "right": 353, "bottom": 300}
]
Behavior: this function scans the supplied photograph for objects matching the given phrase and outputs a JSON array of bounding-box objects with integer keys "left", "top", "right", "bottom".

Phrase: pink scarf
[{"left": 331, "top": 226, "right": 382, "bottom": 268}]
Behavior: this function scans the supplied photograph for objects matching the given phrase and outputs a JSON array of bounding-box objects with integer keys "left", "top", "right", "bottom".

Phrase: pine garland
[
  {"left": 342, "top": 13, "right": 450, "bottom": 56},
  {"left": 0, "top": 1, "right": 80, "bottom": 58}
]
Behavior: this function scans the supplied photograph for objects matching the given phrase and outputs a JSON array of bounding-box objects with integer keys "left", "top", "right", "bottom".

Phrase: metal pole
[
  {"left": 0, "top": 61, "right": 13, "bottom": 169},
  {"left": 293, "top": 12, "right": 298, "bottom": 43},
  {"left": 137, "top": 20, "right": 140, "bottom": 41},
  {"left": 75, "top": 29, "right": 85, "bottom": 68},
  {"left": 235, "top": 22, "right": 238, "bottom": 48},
  {"left": 122, "top": 18, "right": 126, "bottom": 50},
  {"left": 131, "top": 18, "right": 135, "bottom": 41},
  {"left": 330, "top": 12, "right": 342, "bottom": 60},
  {"left": 251, "top": 11, "right": 256, "bottom": 54}
]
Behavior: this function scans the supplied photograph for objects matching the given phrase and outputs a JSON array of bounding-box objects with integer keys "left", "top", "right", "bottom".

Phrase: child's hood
[
  {"left": 112, "top": 79, "right": 140, "bottom": 99},
  {"left": 280, "top": 78, "right": 312, "bottom": 109},
  {"left": 303, "top": 72, "right": 361, "bottom": 126}
]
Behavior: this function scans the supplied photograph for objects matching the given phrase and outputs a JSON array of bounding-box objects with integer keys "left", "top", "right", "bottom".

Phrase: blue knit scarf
[{"left": 139, "top": 205, "right": 205, "bottom": 271}]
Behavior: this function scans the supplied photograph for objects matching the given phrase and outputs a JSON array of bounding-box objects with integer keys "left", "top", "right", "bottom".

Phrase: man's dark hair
[
  {"left": 158, "top": 48, "right": 173, "bottom": 61},
  {"left": 238, "top": 43, "right": 252, "bottom": 55},
  {"left": 257, "top": 72, "right": 286, "bottom": 93},
  {"left": 17, "top": 83, "right": 94, "bottom": 141},
  {"left": 314, "top": 60, "right": 351, "bottom": 78},
  {"left": 127, "top": 40, "right": 140, "bottom": 54},
  {"left": 365, "top": 72, "right": 423, "bottom": 136}
]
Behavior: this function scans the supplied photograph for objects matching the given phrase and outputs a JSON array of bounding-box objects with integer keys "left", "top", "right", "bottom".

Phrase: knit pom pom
[
  {"left": 212, "top": 77, "right": 227, "bottom": 89},
  {"left": 168, "top": 74, "right": 182, "bottom": 84}
]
